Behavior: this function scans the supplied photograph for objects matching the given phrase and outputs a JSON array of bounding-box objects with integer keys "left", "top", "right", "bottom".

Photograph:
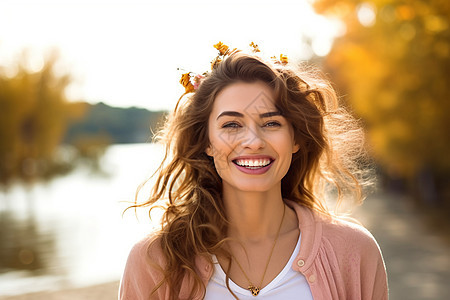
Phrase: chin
[{"left": 232, "top": 180, "right": 276, "bottom": 193}]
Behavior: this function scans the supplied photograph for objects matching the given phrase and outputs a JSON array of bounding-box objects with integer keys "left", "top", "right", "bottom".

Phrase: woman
[{"left": 119, "top": 46, "right": 388, "bottom": 299}]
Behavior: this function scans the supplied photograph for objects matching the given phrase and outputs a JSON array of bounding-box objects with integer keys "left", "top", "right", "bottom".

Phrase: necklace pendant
[{"left": 248, "top": 285, "right": 260, "bottom": 296}]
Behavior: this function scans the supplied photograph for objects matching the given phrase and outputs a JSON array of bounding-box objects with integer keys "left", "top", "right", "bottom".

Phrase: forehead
[{"left": 211, "top": 81, "right": 277, "bottom": 116}]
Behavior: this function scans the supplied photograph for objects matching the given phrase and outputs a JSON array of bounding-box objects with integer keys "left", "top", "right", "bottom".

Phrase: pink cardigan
[{"left": 119, "top": 201, "right": 388, "bottom": 299}]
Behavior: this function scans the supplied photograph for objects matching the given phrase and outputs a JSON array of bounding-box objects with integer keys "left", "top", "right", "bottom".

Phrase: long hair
[{"left": 130, "top": 53, "right": 370, "bottom": 299}]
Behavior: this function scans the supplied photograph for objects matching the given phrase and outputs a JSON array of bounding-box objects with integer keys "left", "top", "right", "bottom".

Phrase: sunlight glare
[
  {"left": 0, "top": 0, "right": 341, "bottom": 110},
  {"left": 312, "top": 38, "right": 333, "bottom": 57},
  {"left": 357, "top": 3, "right": 377, "bottom": 27},
  {"left": 306, "top": 15, "right": 344, "bottom": 57}
]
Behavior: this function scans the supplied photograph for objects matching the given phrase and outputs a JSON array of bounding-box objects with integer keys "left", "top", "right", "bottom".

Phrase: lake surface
[{"left": 0, "top": 143, "right": 164, "bottom": 296}]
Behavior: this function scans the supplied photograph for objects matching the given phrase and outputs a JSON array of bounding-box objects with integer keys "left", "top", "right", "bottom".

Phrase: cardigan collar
[
  {"left": 196, "top": 201, "right": 324, "bottom": 281},
  {"left": 285, "top": 200, "right": 323, "bottom": 273}
]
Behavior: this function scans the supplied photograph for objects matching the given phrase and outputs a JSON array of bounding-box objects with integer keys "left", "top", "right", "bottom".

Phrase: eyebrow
[
  {"left": 260, "top": 111, "right": 282, "bottom": 118},
  {"left": 216, "top": 110, "right": 282, "bottom": 120}
]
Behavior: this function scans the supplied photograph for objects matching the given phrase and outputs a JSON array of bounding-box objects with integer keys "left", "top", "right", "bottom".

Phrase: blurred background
[{"left": 0, "top": 0, "right": 449, "bottom": 299}]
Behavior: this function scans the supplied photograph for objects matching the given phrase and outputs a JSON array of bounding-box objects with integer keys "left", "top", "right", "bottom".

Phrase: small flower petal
[{"left": 180, "top": 73, "right": 195, "bottom": 93}]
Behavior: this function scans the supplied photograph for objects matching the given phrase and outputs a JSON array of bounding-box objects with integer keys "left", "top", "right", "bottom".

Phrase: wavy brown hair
[{"left": 130, "top": 53, "right": 371, "bottom": 299}]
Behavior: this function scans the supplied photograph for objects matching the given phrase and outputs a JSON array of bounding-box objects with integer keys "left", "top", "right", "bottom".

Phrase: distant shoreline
[{"left": 0, "top": 281, "right": 119, "bottom": 300}]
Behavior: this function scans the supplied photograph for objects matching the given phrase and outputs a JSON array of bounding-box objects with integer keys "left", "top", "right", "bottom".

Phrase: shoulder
[
  {"left": 126, "top": 233, "right": 165, "bottom": 266},
  {"left": 289, "top": 202, "right": 388, "bottom": 298},
  {"left": 320, "top": 213, "right": 382, "bottom": 259},
  {"left": 119, "top": 233, "right": 166, "bottom": 300},
  {"left": 288, "top": 200, "right": 380, "bottom": 254},
  {"left": 313, "top": 212, "right": 382, "bottom": 263},
  {"left": 318, "top": 211, "right": 388, "bottom": 294},
  {"left": 119, "top": 233, "right": 212, "bottom": 300},
  {"left": 312, "top": 209, "right": 388, "bottom": 298},
  {"left": 289, "top": 200, "right": 384, "bottom": 264}
]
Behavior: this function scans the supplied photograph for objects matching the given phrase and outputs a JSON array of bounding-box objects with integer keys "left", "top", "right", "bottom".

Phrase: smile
[
  {"left": 231, "top": 156, "right": 274, "bottom": 174},
  {"left": 233, "top": 158, "right": 272, "bottom": 169}
]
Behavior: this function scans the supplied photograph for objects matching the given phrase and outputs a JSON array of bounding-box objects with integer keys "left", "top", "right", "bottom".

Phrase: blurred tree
[
  {"left": 0, "top": 52, "right": 85, "bottom": 188},
  {"left": 314, "top": 0, "right": 450, "bottom": 204}
]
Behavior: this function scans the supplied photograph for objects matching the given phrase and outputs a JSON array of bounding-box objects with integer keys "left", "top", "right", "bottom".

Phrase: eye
[
  {"left": 222, "top": 121, "right": 242, "bottom": 129},
  {"left": 264, "top": 121, "right": 281, "bottom": 127}
]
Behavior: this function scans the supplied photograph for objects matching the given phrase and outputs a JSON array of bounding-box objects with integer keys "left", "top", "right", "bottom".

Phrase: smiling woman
[{"left": 119, "top": 46, "right": 388, "bottom": 300}]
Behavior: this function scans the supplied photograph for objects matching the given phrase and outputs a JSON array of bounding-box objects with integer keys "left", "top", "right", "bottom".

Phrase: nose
[{"left": 240, "top": 127, "right": 265, "bottom": 150}]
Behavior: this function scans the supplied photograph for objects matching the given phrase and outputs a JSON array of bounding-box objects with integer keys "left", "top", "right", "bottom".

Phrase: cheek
[
  {"left": 274, "top": 131, "right": 296, "bottom": 148},
  {"left": 207, "top": 133, "right": 230, "bottom": 163},
  {"left": 209, "top": 128, "right": 238, "bottom": 155},
  {"left": 206, "top": 123, "right": 218, "bottom": 156}
]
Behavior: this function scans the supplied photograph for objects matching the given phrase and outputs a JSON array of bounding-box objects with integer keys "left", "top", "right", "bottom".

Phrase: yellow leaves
[
  {"left": 434, "top": 41, "right": 450, "bottom": 58},
  {"left": 0, "top": 54, "right": 82, "bottom": 184},
  {"left": 313, "top": 0, "right": 354, "bottom": 17},
  {"left": 271, "top": 54, "right": 288, "bottom": 66},
  {"left": 395, "top": 5, "right": 415, "bottom": 21},
  {"left": 180, "top": 41, "right": 290, "bottom": 93},
  {"left": 279, "top": 54, "right": 288, "bottom": 65},
  {"left": 249, "top": 42, "right": 260, "bottom": 53},
  {"left": 180, "top": 41, "right": 241, "bottom": 92},
  {"left": 179, "top": 73, "right": 195, "bottom": 94},
  {"left": 211, "top": 41, "right": 239, "bottom": 70},
  {"left": 369, "top": 121, "right": 418, "bottom": 176},
  {"left": 424, "top": 14, "right": 448, "bottom": 32},
  {"left": 317, "top": 0, "right": 450, "bottom": 180},
  {"left": 213, "top": 41, "right": 238, "bottom": 57},
  {"left": 214, "top": 42, "right": 229, "bottom": 56}
]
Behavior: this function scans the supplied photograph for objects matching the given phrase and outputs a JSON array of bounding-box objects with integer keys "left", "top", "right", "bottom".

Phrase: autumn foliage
[
  {"left": 0, "top": 53, "right": 85, "bottom": 187},
  {"left": 314, "top": 0, "right": 450, "bottom": 202}
]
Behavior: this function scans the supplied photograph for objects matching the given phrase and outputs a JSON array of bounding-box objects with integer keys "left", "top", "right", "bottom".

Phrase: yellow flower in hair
[
  {"left": 214, "top": 41, "right": 229, "bottom": 56},
  {"left": 271, "top": 54, "right": 288, "bottom": 65},
  {"left": 178, "top": 42, "right": 289, "bottom": 94},
  {"left": 180, "top": 73, "right": 195, "bottom": 93},
  {"left": 279, "top": 54, "right": 288, "bottom": 65},
  {"left": 249, "top": 42, "right": 260, "bottom": 53}
]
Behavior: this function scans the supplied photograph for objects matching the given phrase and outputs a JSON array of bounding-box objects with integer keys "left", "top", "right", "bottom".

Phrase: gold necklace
[{"left": 232, "top": 204, "right": 286, "bottom": 296}]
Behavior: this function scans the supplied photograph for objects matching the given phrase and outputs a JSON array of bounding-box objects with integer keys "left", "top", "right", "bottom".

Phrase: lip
[{"left": 231, "top": 155, "right": 275, "bottom": 175}]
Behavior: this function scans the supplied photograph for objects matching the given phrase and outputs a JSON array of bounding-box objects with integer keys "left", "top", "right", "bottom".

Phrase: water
[{"left": 0, "top": 143, "right": 164, "bottom": 296}]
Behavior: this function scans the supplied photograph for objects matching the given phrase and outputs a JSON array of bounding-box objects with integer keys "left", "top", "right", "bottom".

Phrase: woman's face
[{"left": 206, "top": 81, "right": 299, "bottom": 193}]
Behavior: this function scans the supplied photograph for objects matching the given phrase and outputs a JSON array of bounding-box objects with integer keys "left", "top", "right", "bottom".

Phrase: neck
[{"left": 222, "top": 184, "right": 286, "bottom": 241}]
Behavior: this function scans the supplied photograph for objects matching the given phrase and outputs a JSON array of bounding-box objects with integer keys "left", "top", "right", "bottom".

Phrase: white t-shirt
[{"left": 204, "top": 234, "right": 313, "bottom": 299}]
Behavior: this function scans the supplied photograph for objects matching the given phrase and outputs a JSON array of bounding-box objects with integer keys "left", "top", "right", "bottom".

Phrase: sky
[{"left": 0, "top": 0, "right": 343, "bottom": 111}]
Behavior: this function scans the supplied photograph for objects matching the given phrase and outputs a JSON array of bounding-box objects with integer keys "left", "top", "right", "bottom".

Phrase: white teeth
[{"left": 235, "top": 159, "right": 271, "bottom": 168}]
